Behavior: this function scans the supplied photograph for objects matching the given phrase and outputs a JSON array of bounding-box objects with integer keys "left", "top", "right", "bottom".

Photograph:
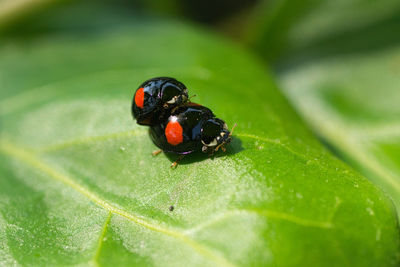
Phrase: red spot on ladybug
[
  {"left": 165, "top": 118, "right": 183, "bottom": 145},
  {"left": 135, "top": 87, "right": 145, "bottom": 108}
]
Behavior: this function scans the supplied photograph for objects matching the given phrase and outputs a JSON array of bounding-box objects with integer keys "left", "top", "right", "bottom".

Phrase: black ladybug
[
  {"left": 149, "top": 103, "right": 234, "bottom": 167},
  {"left": 132, "top": 77, "right": 189, "bottom": 125}
]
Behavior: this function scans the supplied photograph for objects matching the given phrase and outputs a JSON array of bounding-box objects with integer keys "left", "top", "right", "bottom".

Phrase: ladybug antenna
[
  {"left": 189, "top": 94, "right": 197, "bottom": 102},
  {"left": 216, "top": 123, "right": 237, "bottom": 152},
  {"left": 229, "top": 123, "right": 237, "bottom": 137}
]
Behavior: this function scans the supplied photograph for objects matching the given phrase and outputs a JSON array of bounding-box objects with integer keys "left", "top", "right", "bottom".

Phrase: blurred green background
[{"left": 1, "top": 0, "right": 400, "bottom": 266}]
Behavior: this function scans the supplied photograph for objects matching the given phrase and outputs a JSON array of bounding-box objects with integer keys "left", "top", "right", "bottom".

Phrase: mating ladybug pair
[{"left": 132, "top": 77, "right": 234, "bottom": 167}]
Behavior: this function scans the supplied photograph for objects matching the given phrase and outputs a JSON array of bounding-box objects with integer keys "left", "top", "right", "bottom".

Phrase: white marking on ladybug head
[
  {"left": 201, "top": 138, "right": 218, "bottom": 147},
  {"left": 166, "top": 95, "right": 179, "bottom": 104}
]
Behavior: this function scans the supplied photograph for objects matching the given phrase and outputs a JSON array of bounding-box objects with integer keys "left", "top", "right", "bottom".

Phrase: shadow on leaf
[{"left": 162, "top": 135, "right": 243, "bottom": 166}]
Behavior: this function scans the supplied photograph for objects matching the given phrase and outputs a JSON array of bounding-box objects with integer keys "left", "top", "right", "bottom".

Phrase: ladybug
[
  {"left": 132, "top": 77, "right": 189, "bottom": 125},
  {"left": 149, "top": 103, "right": 234, "bottom": 167}
]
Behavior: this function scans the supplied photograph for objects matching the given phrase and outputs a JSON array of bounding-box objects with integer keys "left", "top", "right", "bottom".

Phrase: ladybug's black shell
[
  {"left": 132, "top": 77, "right": 188, "bottom": 125},
  {"left": 149, "top": 103, "right": 215, "bottom": 154},
  {"left": 150, "top": 103, "right": 232, "bottom": 155}
]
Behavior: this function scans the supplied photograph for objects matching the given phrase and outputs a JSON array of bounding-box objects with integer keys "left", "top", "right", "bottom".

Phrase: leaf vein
[
  {"left": 36, "top": 129, "right": 147, "bottom": 153},
  {"left": 186, "top": 208, "right": 333, "bottom": 235},
  {"left": 92, "top": 211, "right": 112, "bottom": 266},
  {"left": 236, "top": 133, "right": 309, "bottom": 160},
  {"left": 0, "top": 141, "right": 235, "bottom": 267}
]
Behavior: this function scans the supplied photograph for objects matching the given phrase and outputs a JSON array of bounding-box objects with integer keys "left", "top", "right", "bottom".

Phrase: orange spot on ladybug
[
  {"left": 165, "top": 119, "right": 183, "bottom": 146},
  {"left": 135, "top": 87, "right": 144, "bottom": 108}
]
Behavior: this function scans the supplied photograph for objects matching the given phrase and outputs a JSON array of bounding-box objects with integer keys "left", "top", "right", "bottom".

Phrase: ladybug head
[
  {"left": 160, "top": 79, "right": 188, "bottom": 108},
  {"left": 201, "top": 118, "right": 234, "bottom": 153}
]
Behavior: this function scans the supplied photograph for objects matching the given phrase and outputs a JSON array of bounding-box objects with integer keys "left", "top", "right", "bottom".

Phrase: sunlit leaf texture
[
  {"left": 0, "top": 4, "right": 399, "bottom": 266},
  {"left": 281, "top": 46, "right": 400, "bottom": 219}
]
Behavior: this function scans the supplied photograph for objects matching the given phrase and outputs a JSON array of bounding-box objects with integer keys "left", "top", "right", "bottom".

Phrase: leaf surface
[
  {"left": 246, "top": 0, "right": 400, "bottom": 63},
  {"left": 0, "top": 4, "right": 399, "bottom": 266},
  {"left": 280, "top": 46, "right": 400, "bottom": 219}
]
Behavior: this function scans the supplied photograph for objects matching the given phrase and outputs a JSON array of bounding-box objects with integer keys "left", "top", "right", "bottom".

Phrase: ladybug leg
[
  {"left": 171, "top": 155, "right": 185, "bottom": 169},
  {"left": 215, "top": 143, "right": 227, "bottom": 153},
  {"left": 152, "top": 149, "right": 163, "bottom": 156}
]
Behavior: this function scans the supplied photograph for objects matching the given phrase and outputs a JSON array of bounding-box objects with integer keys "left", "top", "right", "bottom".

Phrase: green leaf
[
  {"left": 280, "top": 46, "right": 400, "bottom": 220},
  {"left": 0, "top": 0, "right": 64, "bottom": 32},
  {"left": 1, "top": 4, "right": 400, "bottom": 266},
  {"left": 246, "top": 0, "right": 400, "bottom": 63}
]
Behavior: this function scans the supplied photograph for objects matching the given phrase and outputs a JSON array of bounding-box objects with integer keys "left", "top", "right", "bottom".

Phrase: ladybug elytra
[
  {"left": 149, "top": 103, "right": 232, "bottom": 155},
  {"left": 132, "top": 77, "right": 189, "bottom": 125}
]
